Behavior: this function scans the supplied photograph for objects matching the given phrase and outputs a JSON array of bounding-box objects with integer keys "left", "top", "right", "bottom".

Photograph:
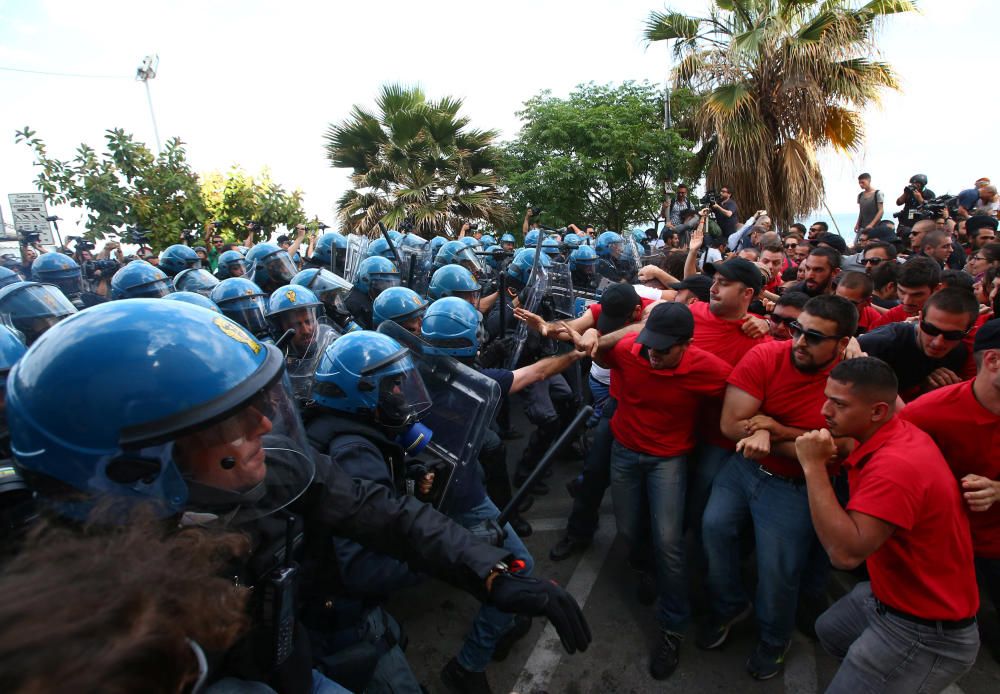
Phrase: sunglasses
[
  {"left": 770, "top": 314, "right": 797, "bottom": 326},
  {"left": 920, "top": 320, "right": 970, "bottom": 341},
  {"left": 789, "top": 320, "right": 842, "bottom": 346},
  {"left": 862, "top": 257, "right": 885, "bottom": 265},
  {"left": 784, "top": 243, "right": 798, "bottom": 249}
]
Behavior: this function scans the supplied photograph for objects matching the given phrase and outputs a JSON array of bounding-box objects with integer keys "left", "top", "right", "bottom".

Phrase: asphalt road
[{"left": 386, "top": 413, "right": 1000, "bottom": 694}]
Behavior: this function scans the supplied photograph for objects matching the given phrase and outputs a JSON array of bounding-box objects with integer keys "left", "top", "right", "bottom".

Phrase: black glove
[
  {"left": 478, "top": 335, "right": 514, "bottom": 368},
  {"left": 489, "top": 572, "right": 591, "bottom": 654}
]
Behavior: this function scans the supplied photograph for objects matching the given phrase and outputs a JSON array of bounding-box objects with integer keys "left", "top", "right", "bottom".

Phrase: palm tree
[
  {"left": 325, "top": 84, "right": 512, "bottom": 237},
  {"left": 645, "top": 0, "right": 914, "bottom": 227}
]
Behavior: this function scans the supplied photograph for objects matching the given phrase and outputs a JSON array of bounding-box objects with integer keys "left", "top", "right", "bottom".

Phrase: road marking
[
  {"left": 524, "top": 516, "right": 574, "bottom": 533},
  {"left": 784, "top": 632, "right": 817, "bottom": 694},
  {"left": 942, "top": 685, "right": 965, "bottom": 694},
  {"left": 511, "top": 517, "right": 617, "bottom": 694}
]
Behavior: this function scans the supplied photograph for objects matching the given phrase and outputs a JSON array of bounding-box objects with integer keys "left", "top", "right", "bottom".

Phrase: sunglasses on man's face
[
  {"left": 789, "top": 320, "right": 842, "bottom": 346},
  {"left": 920, "top": 320, "right": 970, "bottom": 341},
  {"left": 862, "top": 256, "right": 885, "bottom": 265},
  {"left": 770, "top": 314, "right": 797, "bottom": 326},
  {"left": 784, "top": 243, "right": 798, "bottom": 250}
]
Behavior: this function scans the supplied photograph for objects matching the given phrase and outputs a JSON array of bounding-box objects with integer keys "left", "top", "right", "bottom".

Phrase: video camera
[
  {"left": 530, "top": 206, "right": 543, "bottom": 217},
  {"left": 180, "top": 229, "right": 200, "bottom": 246},
  {"left": 318, "top": 222, "right": 330, "bottom": 231},
  {"left": 909, "top": 195, "right": 960, "bottom": 222},
  {"left": 83, "top": 258, "right": 121, "bottom": 280},
  {"left": 67, "top": 236, "right": 95, "bottom": 252},
  {"left": 123, "top": 226, "right": 152, "bottom": 246},
  {"left": 700, "top": 191, "right": 721, "bottom": 220},
  {"left": 16, "top": 228, "right": 40, "bottom": 245}
]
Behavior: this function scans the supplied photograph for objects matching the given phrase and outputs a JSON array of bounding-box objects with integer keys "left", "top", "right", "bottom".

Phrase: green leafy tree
[
  {"left": 325, "top": 84, "right": 512, "bottom": 237},
  {"left": 499, "top": 81, "right": 693, "bottom": 232},
  {"left": 644, "top": 0, "right": 914, "bottom": 226},
  {"left": 200, "top": 167, "right": 308, "bottom": 245},
  {"left": 15, "top": 127, "right": 205, "bottom": 250}
]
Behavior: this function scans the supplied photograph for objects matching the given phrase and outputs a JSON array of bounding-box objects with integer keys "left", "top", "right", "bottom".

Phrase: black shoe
[
  {"left": 796, "top": 592, "right": 831, "bottom": 640},
  {"left": 650, "top": 630, "right": 682, "bottom": 680},
  {"left": 565, "top": 476, "right": 583, "bottom": 498},
  {"left": 515, "top": 494, "right": 534, "bottom": 514},
  {"left": 549, "top": 534, "right": 590, "bottom": 561},
  {"left": 746, "top": 640, "right": 790, "bottom": 681},
  {"left": 636, "top": 570, "right": 656, "bottom": 606},
  {"left": 695, "top": 603, "right": 753, "bottom": 650},
  {"left": 510, "top": 514, "right": 533, "bottom": 538},
  {"left": 441, "top": 657, "right": 493, "bottom": 694},
  {"left": 492, "top": 615, "right": 532, "bottom": 662}
]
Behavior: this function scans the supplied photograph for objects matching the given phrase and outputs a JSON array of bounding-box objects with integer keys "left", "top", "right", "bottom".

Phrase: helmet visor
[
  {"left": 220, "top": 296, "right": 269, "bottom": 337},
  {"left": 173, "top": 375, "right": 316, "bottom": 526},
  {"left": 283, "top": 322, "right": 338, "bottom": 401},
  {"left": 51, "top": 275, "right": 84, "bottom": 297},
  {"left": 454, "top": 247, "right": 485, "bottom": 275},
  {"left": 376, "top": 364, "right": 432, "bottom": 428},
  {"left": 175, "top": 269, "right": 220, "bottom": 297},
  {"left": 127, "top": 279, "right": 175, "bottom": 299},
  {"left": 266, "top": 253, "right": 298, "bottom": 285},
  {"left": 369, "top": 274, "right": 401, "bottom": 297}
]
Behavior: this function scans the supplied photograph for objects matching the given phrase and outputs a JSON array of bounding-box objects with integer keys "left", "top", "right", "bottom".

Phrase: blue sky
[{"left": 1, "top": 0, "right": 996, "bottom": 238}]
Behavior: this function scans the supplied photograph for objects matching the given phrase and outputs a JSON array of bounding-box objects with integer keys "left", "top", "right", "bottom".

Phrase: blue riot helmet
[
  {"left": 367, "top": 237, "right": 398, "bottom": 261},
  {"left": 291, "top": 267, "right": 353, "bottom": 320},
  {"left": 506, "top": 248, "right": 551, "bottom": 291},
  {"left": 372, "top": 286, "right": 427, "bottom": 331},
  {"left": 6, "top": 299, "right": 315, "bottom": 523},
  {"left": 158, "top": 244, "right": 201, "bottom": 277},
  {"left": 479, "top": 234, "right": 497, "bottom": 247},
  {"left": 31, "top": 253, "right": 83, "bottom": 299},
  {"left": 569, "top": 244, "right": 598, "bottom": 273},
  {"left": 215, "top": 250, "right": 247, "bottom": 280},
  {"left": 434, "top": 240, "right": 485, "bottom": 276},
  {"left": 596, "top": 230, "right": 624, "bottom": 258},
  {"left": 399, "top": 233, "right": 428, "bottom": 250},
  {"left": 313, "top": 231, "right": 348, "bottom": 267},
  {"left": 460, "top": 236, "right": 481, "bottom": 250},
  {"left": 428, "top": 265, "right": 482, "bottom": 305},
  {"left": 429, "top": 235, "right": 448, "bottom": 257},
  {"left": 110, "top": 260, "right": 173, "bottom": 300},
  {"left": 354, "top": 256, "right": 400, "bottom": 298},
  {"left": 541, "top": 237, "right": 561, "bottom": 259},
  {"left": 0, "top": 266, "right": 21, "bottom": 290},
  {"left": 312, "top": 331, "right": 432, "bottom": 428},
  {"left": 500, "top": 233, "right": 517, "bottom": 250},
  {"left": 563, "top": 233, "right": 583, "bottom": 250},
  {"left": 386, "top": 229, "right": 403, "bottom": 243},
  {"left": 173, "top": 268, "right": 220, "bottom": 298},
  {"left": 210, "top": 277, "right": 270, "bottom": 338},
  {"left": 483, "top": 245, "right": 503, "bottom": 271},
  {"left": 630, "top": 227, "right": 648, "bottom": 245},
  {"left": 421, "top": 296, "right": 480, "bottom": 359},
  {"left": 524, "top": 229, "right": 540, "bottom": 248},
  {"left": 0, "top": 325, "right": 27, "bottom": 405},
  {"left": 266, "top": 284, "right": 323, "bottom": 346},
  {"left": 0, "top": 282, "right": 78, "bottom": 346},
  {"left": 246, "top": 242, "right": 297, "bottom": 292},
  {"left": 163, "top": 291, "right": 221, "bottom": 313}
]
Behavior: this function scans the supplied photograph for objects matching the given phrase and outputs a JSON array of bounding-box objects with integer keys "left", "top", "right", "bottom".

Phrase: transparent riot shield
[
  {"left": 507, "top": 263, "right": 549, "bottom": 369},
  {"left": 343, "top": 234, "right": 370, "bottom": 284},
  {"left": 285, "top": 322, "right": 339, "bottom": 402},
  {"left": 547, "top": 260, "right": 575, "bottom": 319},
  {"left": 377, "top": 320, "right": 502, "bottom": 509},
  {"left": 398, "top": 246, "right": 432, "bottom": 296},
  {"left": 618, "top": 235, "right": 642, "bottom": 283}
]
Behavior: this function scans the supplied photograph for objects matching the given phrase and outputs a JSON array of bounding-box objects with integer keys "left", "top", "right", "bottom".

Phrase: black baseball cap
[
  {"left": 967, "top": 215, "right": 999, "bottom": 235},
  {"left": 596, "top": 283, "right": 641, "bottom": 333},
  {"left": 669, "top": 274, "right": 712, "bottom": 302},
  {"left": 810, "top": 232, "right": 849, "bottom": 254},
  {"left": 637, "top": 302, "right": 694, "bottom": 351},
  {"left": 703, "top": 257, "right": 763, "bottom": 294},
  {"left": 973, "top": 318, "right": 1000, "bottom": 352}
]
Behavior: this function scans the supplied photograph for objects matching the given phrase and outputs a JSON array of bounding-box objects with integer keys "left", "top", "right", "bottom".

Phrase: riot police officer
[
  {"left": 372, "top": 286, "right": 427, "bottom": 334},
  {"left": 211, "top": 277, "right": 271, "bottom": 339},
  {"left": 595, "top": 231, "right": 628, "bottom": 282},
  {"left": 215, "top": 249, "right": 248, "bottom": 279},
  {"left": 0, "top": 282, "right": 77, "bottom": 346},
  {"left": 30, "top": 253, "right": 107, "bottom": 309},
  {"left": 158, "top": 244, "right": 201, "bottom": 277},
  {"left": 307, "top": 231, "right": 348, "bottom": 277},
  {"left": 344, "top": 257, "right": 400, "bottom": 330},
  {"left": 173, "top": 267, "right": 220, "bottom": 298},
  {"left": 291, "top": 268, "right": 359, "bottom": 333},
  {"left": 5, "top": 300, "right": 591, "bottom": 693},
  {"left": 247, "top": 242, "right": 299, "bottom": 295},
  {"left": 110, "top": 260, "right": 174, "bottom": 300}
]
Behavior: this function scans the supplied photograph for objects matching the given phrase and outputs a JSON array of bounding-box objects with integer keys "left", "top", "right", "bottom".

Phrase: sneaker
[
  {"left": 636, "top": 570, "right": 656, "bottom": 606},
  {"left": 746, "top": 640, "right": 790, "bottom": 680},
  {"left": 492, "top": 615, "right": 532, "bottom": 662},
  {"left": 549, "top": 534, "right": 590, "bottom": 561},
  {"left": 695, "top": 603, "right": 753, "bottom": 650},
  {"left": 649, "top": 630, "right": 682, "bottom": 680},
  {"left": 440, "top": 657, "right": 493, "bottom": 694}
]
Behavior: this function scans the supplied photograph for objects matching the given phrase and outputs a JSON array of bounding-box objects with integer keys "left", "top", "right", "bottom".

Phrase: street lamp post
[{"left": 135, "top": 55, "right": 162, "bottom": 154}]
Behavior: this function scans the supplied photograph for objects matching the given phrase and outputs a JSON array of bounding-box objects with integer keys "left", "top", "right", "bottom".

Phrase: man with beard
[
  {"left": 792, "top": 247, "right": 841, "bottom": 297},
  {"left": 699, "top": 295, "right": 857, "bottom": 681}
]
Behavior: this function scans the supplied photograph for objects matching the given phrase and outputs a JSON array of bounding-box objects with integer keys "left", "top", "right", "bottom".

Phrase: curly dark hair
[{"left": 0, "top": 508, "right": 251, "bottom": 694}]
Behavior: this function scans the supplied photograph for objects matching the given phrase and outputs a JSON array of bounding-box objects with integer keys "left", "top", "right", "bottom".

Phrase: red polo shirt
[
  {"left": 589, "top": 297, "right": 656, "bottom": 400},
  {"left": 690, "top": 300, "right": 771, "bottom": 367},
  {"left": 726, "top": 340, "right": 836, "bottom": 478},
  {"left": 604, "top": 334, "right": 731, "bottom": 458},
  {"left": 873, "top": 303, "right": 913, "bottom": 328},
  {"left": 856, "top": 304, "right": 883, "bottom": 334},
  {"left": 900, "top": 380, "right": 1000, "bottom": 558},
  {"left": 843, "top": 417, "right": 978, "bottom": 620}
]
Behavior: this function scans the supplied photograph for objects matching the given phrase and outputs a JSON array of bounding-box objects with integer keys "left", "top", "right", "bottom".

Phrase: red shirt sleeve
[
  {"left": 602, "top": 334, "right": 626, "bottom": 370},
  {"left": 726, "top": 343, "right": 770, "bottom": 401},
  {"left": 847, "top": 469, "right": 919, "bottom": 531}
]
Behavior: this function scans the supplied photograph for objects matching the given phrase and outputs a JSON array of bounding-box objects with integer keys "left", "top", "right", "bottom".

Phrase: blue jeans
[
  {"left": 817, "top": 582, "right": 978, "bottom": 693},
  {"left": 702, "top": 453, "right": 816, "bottom": 647},
  {"left": 450, "top": 496, "right": 535, "bottom": 672},
  {"left": 587, "top": 375, "right": 610, "bottom": 427},
  {"left": 610, "top": 439, "right": 689, "bottom": 632}
]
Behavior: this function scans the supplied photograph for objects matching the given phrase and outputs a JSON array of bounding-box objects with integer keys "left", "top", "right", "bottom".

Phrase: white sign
[
  {"left": 8, "top": 193, "right": 54, "bottom": 245},
  {"left": 0, "top": 204, "right": 12, "bottom": 241}
]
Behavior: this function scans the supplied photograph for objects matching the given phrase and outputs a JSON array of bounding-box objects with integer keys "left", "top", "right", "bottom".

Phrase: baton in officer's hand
[{"left": 489, "top": 572, "right": 592, "bottom": 654}]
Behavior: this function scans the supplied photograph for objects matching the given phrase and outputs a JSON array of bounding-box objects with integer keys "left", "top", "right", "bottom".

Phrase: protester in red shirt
[
  {"left": 873, "top": 255, "right": 941, "bottom": 327},
  {"left": 596, "top": 302, "right": 731, "bottom": 681},
  {"left": 900, "top": 317, "right": 1000, "bottom": 660},
  {"left": 795, "top": 357, "right": 979, "bottom": 693},
  {"left": 834, "top": 271, "right": 881, "bottom": 334},
  {"left": 698, "top": 295, "right": 857, "bottom": 681}
]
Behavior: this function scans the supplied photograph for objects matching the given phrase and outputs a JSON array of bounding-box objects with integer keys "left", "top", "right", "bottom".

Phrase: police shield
[
  {"left": 507, "top": 263, "right": 549, "bottom": 369},
  {"left": 343, "top": 234, "right": 370, "bottom": 284},
  {"left": 285, "top": 322, "right": 339, "bottom": 402},
  {"left": 377, "top": 320, "right": 502, "bottom": 508},
  {"left": 398, "top": 246, "right": 432, "bottom": 295},
  {"left": 546, "top": 260, "right": 575, "bottom": 319},
  {"left": 619, "top": 235, "right": 642, "bottom": 283}
]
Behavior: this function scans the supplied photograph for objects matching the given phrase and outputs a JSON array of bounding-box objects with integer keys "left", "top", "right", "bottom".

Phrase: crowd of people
[{"left": 0, "top": 170, "right": 997, "bottom": 694}]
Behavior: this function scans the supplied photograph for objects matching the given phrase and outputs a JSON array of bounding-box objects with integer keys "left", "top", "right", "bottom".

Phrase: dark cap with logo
[
  {"left": 974, "top": 318, "right": 1000, "bottom": 352},
  {"left": 703, "top": 257, "right": 763, "bottom": 294},
  {"left": 636, "top": 302, "right": 694, "bottom": 351},
  {"left": 669, "top": 274, "right": 713, "bottom": 303},
  {"left": 596, "top": 283, "right": 641, "bottom": 333}
]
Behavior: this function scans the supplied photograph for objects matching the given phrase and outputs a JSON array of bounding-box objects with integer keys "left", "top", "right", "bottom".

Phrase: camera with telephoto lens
[
  {"left": 83, "top": 258, "right": 121, "bottom": 280},
  {"left": 67, "top": 236, "right": 95, "bottom": 252},
  {"left": 318, "top": 222, "right": 330, "bottom": 231},
  {"left": 700, "top": 191, "right": 721, "bottom": 207},
  {"left": 909, "top": 195, "right": 959, "bottom": 222},
  {"left": 16, "top": 228, "right": 40, "bottom": 245},
  {"left": 530, "top": 206, "right": 543, "bottom": 217},
  {"left": 123, "top": 226, "right": 152, "bottom": 246},
  {"left": 180, "top": 229, "right": 200, "bottom": 245}
]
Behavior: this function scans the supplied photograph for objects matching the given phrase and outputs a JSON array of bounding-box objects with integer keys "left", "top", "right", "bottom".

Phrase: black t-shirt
[
  {"left": 716, "top": 199, "right": 739, "bottom": 238},
  {"left": 898, "top": 187, "right": 936, "bottom": 225},
  {"left": 479, "top": 367, "right": 514, "bottom": 397},
  {"left": 857, "top": 321, "right": 967, "bottom": 397}
]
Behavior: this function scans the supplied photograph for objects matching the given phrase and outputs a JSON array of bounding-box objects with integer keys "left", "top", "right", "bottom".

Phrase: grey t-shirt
[{"left": 857, "top": 189, "right": 884, "bottom": 229}]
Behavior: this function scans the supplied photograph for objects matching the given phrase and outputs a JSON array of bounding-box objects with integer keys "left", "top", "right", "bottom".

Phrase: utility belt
[{"left": 874, "top": 598, "right": 976, "bottom": 631}]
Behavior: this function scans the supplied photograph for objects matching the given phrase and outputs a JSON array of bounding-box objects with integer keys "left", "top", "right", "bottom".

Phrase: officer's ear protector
[{"left": 397, "top": 422, "right": 432, "bottom": 457}]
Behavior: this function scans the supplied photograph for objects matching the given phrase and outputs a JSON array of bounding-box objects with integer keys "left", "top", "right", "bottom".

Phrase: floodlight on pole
[{"left": 135, "top": 55, "right": 162, "bottom": 154}]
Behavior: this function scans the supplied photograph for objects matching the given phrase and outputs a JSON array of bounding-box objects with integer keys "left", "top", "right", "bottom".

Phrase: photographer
[
  {"left": 522, "top": 206, "right": 542, "bottom": 237},
  {"left": 895, "top": 174, "right": 936, "bottom": 230},
  {"left": 74, "top": 238, "right": 121, "bottom": 298},
  {"left": 663, "top": 184, "right": 697, "bottom": 230},
  {"left": 710, "top": 186, "right": 739, "bottom": 241},
  {"left": 17, "top": 233, "right": 47, "bottom": 276}
]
